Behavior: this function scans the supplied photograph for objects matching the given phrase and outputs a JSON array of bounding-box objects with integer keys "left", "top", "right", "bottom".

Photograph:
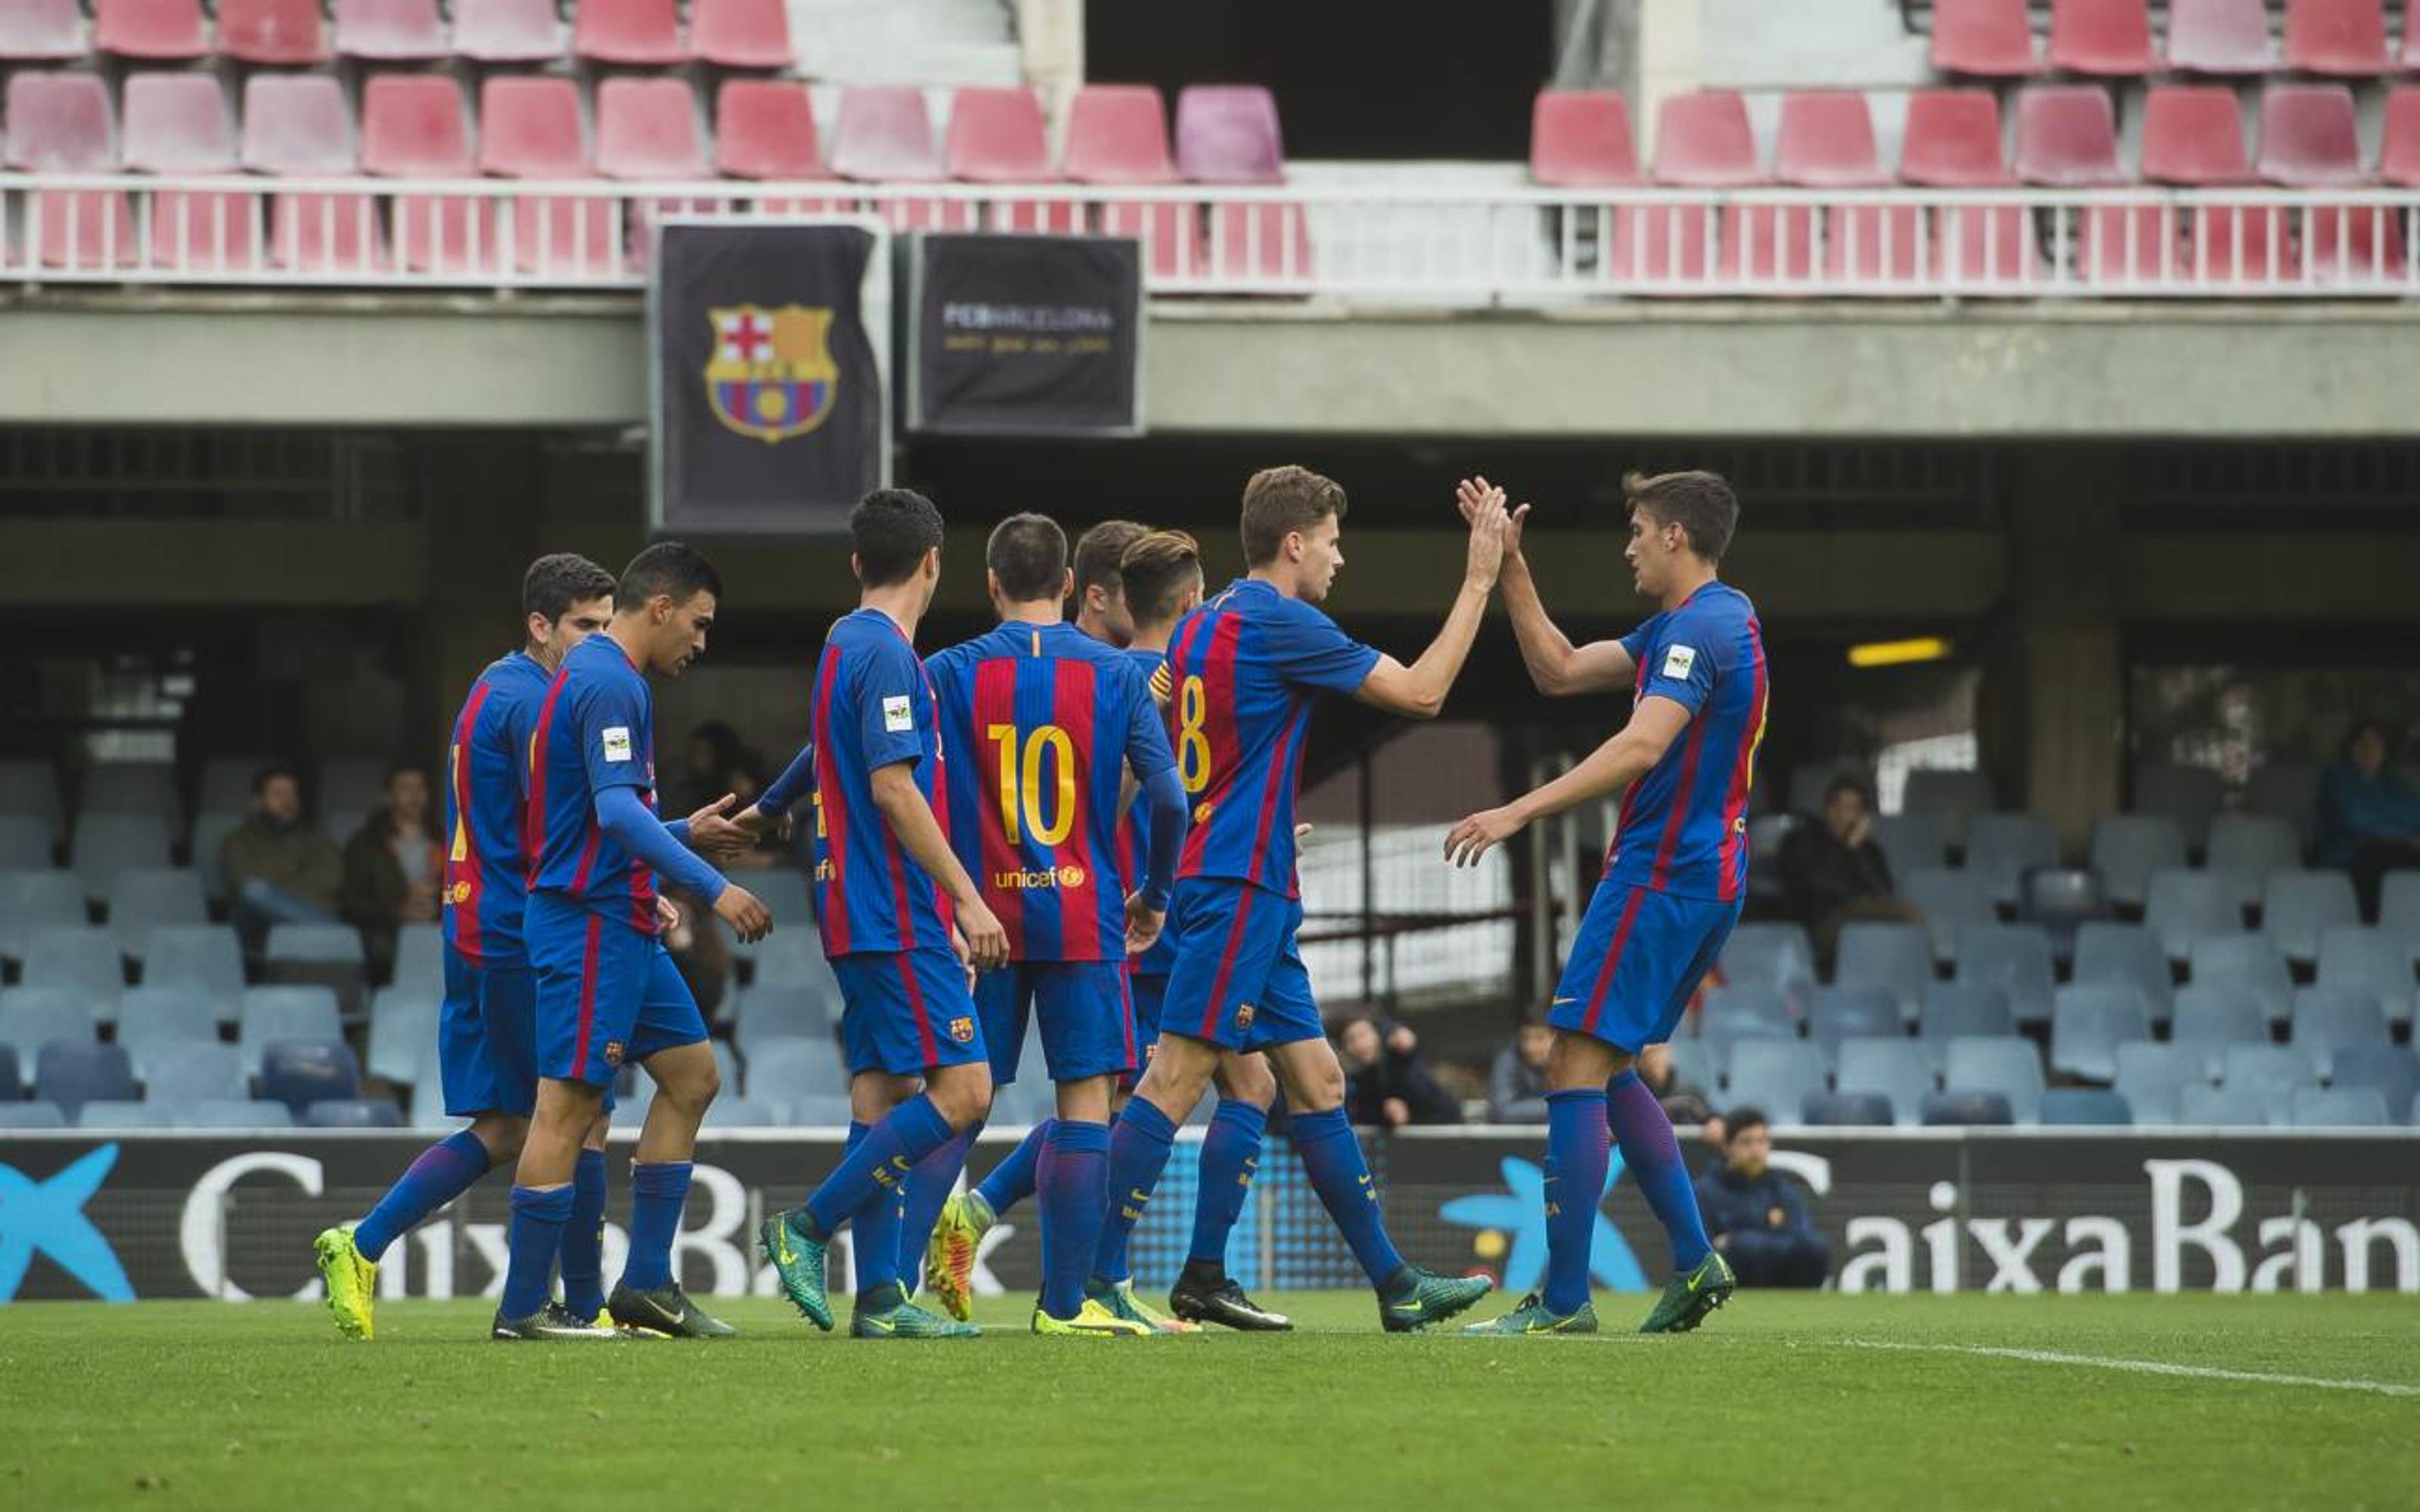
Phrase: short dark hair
[
  {"left": 2343, "top": 718, "right": 2399, "bottom": 763},
  {"left": 851, "top": 488, "right": 945, "bottom": 588},
  {"left": 1624, "top": 469, "right": 1739, "bottom": 563},
  {"left": 1118, "top": 530, "right": 1203, "bottom": 626},
  {"left": 1239, "top": 465, "right": 1348, "bottom": 567},
  {"left": 1823, "top": 774, "right": 1872, "bottom": 809},
  {"left": 385, "top": 762, "right": 430, "bottom": 785},
  {"left": 987, "top": 513, "right": 1068, "bottom": 603},
  {"left": 252, "top": 762, "right": 302, "bottom": 797},
  {"left": 616, "top": 541, "right": 723, "bottom": 612},
  {"left": 1723, "top": 1106, "right": 1769, "bottom": 1142},
  {"left": 522, "top": 553, "right": 616, "bottom": 623},
  {"left": 1072, "top": 519, "right": 1148, "bottom": 604}
]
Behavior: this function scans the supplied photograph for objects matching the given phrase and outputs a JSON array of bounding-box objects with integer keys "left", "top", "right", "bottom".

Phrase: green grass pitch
[{"left": 2, "top": 1292, "right": 2415, "bottom": 1510}]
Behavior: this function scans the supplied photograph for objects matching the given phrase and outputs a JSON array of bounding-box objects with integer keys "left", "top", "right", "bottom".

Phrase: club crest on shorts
[
  {"left": 948, "top": 1016, "right": 976, "bottom": 1044},
  {"left": 705, "top": 305, "right": 839, "bottom": 444},
  {"left": 603, "top": 1040, "right": 625, "bottom": 1067},
  {"left": 1235, "top": 1003, "right": 1256, "bottom": 1030}
]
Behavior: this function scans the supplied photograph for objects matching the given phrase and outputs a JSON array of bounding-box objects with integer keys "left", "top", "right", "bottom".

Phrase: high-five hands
[
  {"left": 1455, "top": 476, "right": 1531, "bottom": 565},
  {"left": 1456, "top": 478, "right": 1512, "bottom": 591}
]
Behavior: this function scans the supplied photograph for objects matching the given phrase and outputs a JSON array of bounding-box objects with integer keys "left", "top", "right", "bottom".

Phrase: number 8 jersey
[
  {"left": 1158, "top": 578, "right": 1380, "bottom": 900},
  {"left": 926, "top": 620, "right": 1176, "bottom": 961}
]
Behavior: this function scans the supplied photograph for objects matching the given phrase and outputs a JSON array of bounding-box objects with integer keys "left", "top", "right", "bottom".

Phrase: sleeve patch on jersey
[
  {"left": 1661, "top": 645, "right": 1699, "bottom": 681},
  {"left": 601, "top": 727, "right": 634, "bottom": 764},
  {"left": 882, "top": 695, "right": 914, "bottom": 733}
]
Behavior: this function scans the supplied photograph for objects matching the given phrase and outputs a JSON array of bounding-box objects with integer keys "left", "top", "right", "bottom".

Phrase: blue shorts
[
  {"left": 438, "top": 950, "right": 538, "bottom": 1118},
  {"left": 1129, "top": 969, "right": 1168, "bottom": 1049},
  {"left": 976, "top": 961, "right": 1136, "bottom": 1086},
  {"left": 1547, "top": 881, "right": 1741, "bottom": 1054},
  {"left": 832, "top": 947, "right": 989, "bottom": 1077},
  {"left": 1157, "top": 878, "right": 1322, "bottom": 1053},
  {"left": 528, "top": 893, "right": 709, "bottom": 1088}
]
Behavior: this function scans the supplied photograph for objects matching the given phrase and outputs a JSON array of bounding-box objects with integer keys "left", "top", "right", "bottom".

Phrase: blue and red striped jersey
[
  {"left": 526, "top": 635, "right": 662, "bottom": 935},
  {"left": 1119, "top": 645, "right": 1179, "bottom": 975},
  {"left": 440, "top": 650, "right": 551, "bottom": 968},
  {"left": 1606, "top": 581, "right": 1770, "bottom": 902},
  {"left": 1161, "top": 578, "right": 1379, "bottom": 900},
  {"left": 926, "top": 621, "right": 1175, "bottom": 963},
  {"left": 808, "top": 608, "right": 957, "bottom": 957}
]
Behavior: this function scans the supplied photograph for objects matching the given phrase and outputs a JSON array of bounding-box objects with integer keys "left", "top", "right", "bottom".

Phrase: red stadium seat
[
  {"left": 1630, "top": 91, "right": 1760, "bottom": 284},
  {"left": 0, "top": 0, "right": 87, "bottom": 60},
  {"left": 4, "top": 72, "right": 136, "bottom": 268},
  {"left": 1929, "top": 0, "right": 2040, "bottom": 76},
  {"left": 1174, "top": 85, "right": 1286, "bottom": 183},
  {"left": 690, "top": 0, "right": 792, "bottom": 68},
  {"left": 241, "top": 75, "right": 383, "bottom": 276},
  {"left": 333, "top": 0, "right": 447, "bottom": 60},
  {"left": 713, "top": 79, "right": 821, "bottom": 178},
  {"left": 1775, "top": 91, "right": 1916, "bottom": 282},
  {"left": 2014, "top": 87, "right": 2127, "bottom": 185},
  {"left": 831, "top": 87, "right": 942, "bottom": 181},
  {"left": 2141, "top": 87, "right": 2279, "bottom": 280},
  {"left": 218, "top": 0, "right": 329, "bottom": 64},
  {"left": 2408, "top": 20, "right": 2420, "bottom": 70},
  {"left": 2381, "top": 88, "right": 2420, "bottom": 187},
  {"left": 597, "top": 78, "right": 704, "bottom": 178},
  {"left": 363, "top": 74, "right": 488, "bottom": 272},
  {"left": 2259, "top": 87, "right": 2402, "bottom": 281},
  {"left": 1063, "top": 85, "right": 1188, "bottom": 277},
  {"left": 947, "top": 88, "right": 1078, "bottom": 232},
  {"left": 2284, "top": 0, "right": 2392, "bottom": 74},
  {"left": 1529, "top": 91, "right": 1640, "bottom": 186},
  {"left": 1902, "top": 91, "right": 2029, "bottom": 281},
  {"left": 574, "top": 0, "right": 683, "bottom": 64},
  {"left": 2048, "top": 0, "right": 2156, "bottom": 75},
  {"left": 2165, "top": 0, "right": 2276, "bottom": 73},
  {"left": 451, "top": 0, "right": 561, "bottom": 61},
  {"left": 123, "top": 72, "right": 261, "bottom": 271},
  {"left": 94, "top": 0, "right": 207, "bottom": 59},
  {"left": 481, "top": 76, "right": 621, "bottom": 273}
]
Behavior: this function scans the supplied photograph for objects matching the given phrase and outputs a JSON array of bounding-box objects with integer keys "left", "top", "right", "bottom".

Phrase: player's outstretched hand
[
  {"left": 1457, "top": 477, "right": 1529, "bottom": 562},
  {"left": 1459, "top": 479, "right": 1509, "bottom": 590},
  {"left": 1124, "top": 891, "right": 1166, "bottom": 955},
  {"left": 729, "top": 801, "right": 794, "bottom": 843},
  {"left": 713, "top": 883, "right": 773, "bottom": 943},
  {"left": 656, "top": 894, "right": 682, "bottom": 934},
  {"left": 684, "top": 794, "right": 753, "bottom": 861},
  {"left": 958, "top": 898, "right": 1010, "bottom": 971},
  {"left": 1444, "top": 804, "right": 1525, "bottom": 867}
]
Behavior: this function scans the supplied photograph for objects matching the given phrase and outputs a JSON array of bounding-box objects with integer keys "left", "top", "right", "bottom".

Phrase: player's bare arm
[
  {"left": 1458, "top": 476, "right": 1636, "bottom": 697},
  {"left": 1354, "top": 480, "right": 1510, "bottom": 719},
  {"left": 1441, "top": 696, "right": 1692, "bottom": 866},
  {"left": 869, "top": 759, "right": 1010, "bottom": 968}
]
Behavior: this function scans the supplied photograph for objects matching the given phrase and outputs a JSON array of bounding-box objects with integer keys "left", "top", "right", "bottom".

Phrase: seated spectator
[
  {"left": 1336, "top": 1015, "right": 1462, "bottom": 1128},
  {"left": 340, "top": 764, "right": 442, "bottom": 981},
  {"left": 1638, "top": 1040, "right": 1716, "bottom": 1130},
  {"left": 1694, "top": 1107, "right": 1829, "bottom": 1288},
  {"left": 1782, "top": 775, "right": 1923, "bottom": 957},
  {"left": 2316, "top": 718, "right": 2420, "bottom": 919},
  {"left": 1487, "top": 1021, "right": 1553, "bottom": 1123},
  {"left": 219, "top": 763, "right": 343, "bottom": 953}
]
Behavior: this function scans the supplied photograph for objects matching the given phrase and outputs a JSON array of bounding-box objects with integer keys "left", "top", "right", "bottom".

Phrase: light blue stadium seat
[
  {"left": 2049, "top": 983, "right": 2152, "bottom": 1083},
  {"left": 1836, "top": 922, "right": 1933, "bottom": 1023},
  {"left": 1833, "top": 1036, "right": 1934, "bottom": 1127},
  {"left": 82, "top": 762, "right": 181, "bottom": 827},
  {"left": 1717, "top": 922, "right": 1817, "bottom": 1008},
  {"left": 1807, "top": 986, "right": 1899, "bottom": 1058},
  {"left": 1723, "top": 1040, "right": 1830, "bottom": 1124},
  {"left": 0, "top": 987, "right": 100, "bottom": 1086},
  {"left": 1699, "top": 985, "right": 1793, "bottom": 1074},
  {"left": 2040, "top": 1088, "right": 2133, "bottom": 1126},
  {"left": 743, "top": 1034, "right": 849, "bottom": 1101},
  {"left": 263, "top": 923, "right": 369, "bottom": 1017},
  {"left": 2328, "top": 1047, "right": 2418, "bottom": 1126},
  {"left": 2189, "top": 933, "right": 2294, "bottom": 1025},
  {"left": 734, "top": 984, "right": 839, "bottom": 1056},
  {"left": 1900, "top": 767, "right": 1994, "bottom": 850},
  {"left": 107, "top": 868, "right": 206, "bottom": 959},
  {"left": 2290, "top": 1086, "right": 2391, "bottom": 1129},
  {"left": 1917, "top": 981, "right": 2014, "bottom": 1076},
  {"left": 1952, "top": 924, "right": 2056, "bottom": 1026},
  {"left": 2245, "top": 761, "right": 2322, "bottom": 854},
  {"left": 76, "top": 1099, "right": 178, "bottom": 1129},
  {"left": 2089, "top": 815, "right": 2187, "bottom": 910},
  {"left": 389, "top": 923, "right": 445, "bottom": 995},
  {"left": 1903, "top": 867, "right": 1991, "bottom": 965},
  {"left": 2071, "top": 922, "right": 2174, "bottom": 1027},
  {"left": 140, "top": 925, "right": 246, "bottom": 1025},
  {"left": 2260, "top": 869, "right": 2359, "bottom": 966},
  {"left": 1920, "top": 1089, "right": 2013, "bottom": 1126},
  {"left": 367, "top": 988, "right": 442, "bottom": 1086},
  {"left": 789, "top": 1093, "right": 855, "bottom": 1126},
  {"left": 0, "top": 816, "right": 54, "bottom": 870},
  {"left": 237, "top": 986, "right": 343, "bottom": 1077},
  {"left": 36, "top": 1041, "right": 139, "bottom": 1119},
  {"left": 2145, "top": 868, "right": 2242, "bottom": 964},
  {"left": 2290, "top": 984, "right": 2391, "bottom": 1079},
  {"left": 181, "top": 1098, "right": 296, "bottom": 1129},
  {"left": 143, "top": 1041, "right": 249, "bottom": 1105},
  {"left": 0, "top": 1101, "right": 68, "bottom": 1129},
  {"left": 2220, "top": 1043, "right": 2319, "bottom": 1123},
  {"left": 704, "top": 1095, "right": 783, "bottom": 1128},
  {"left": 2377, "top": 872, "right": 2420, "bottom": 965},
  {"left": 732, "top": 867, "right": 814, "bottom": 959},
  {"left": 751, "top": 931, "right": 843, "bottom": 991},
  {"left": 0, "top": 758, "right": 67, "bottom": 841},
  {"left": 1871, "top": 812, "right": 1947, "bottom": 880},
  {"left": 1963, "top": 813, "right": 2057, "bottom": 909},
  {"left": 2170, "top": 984, "right": 2271, "bottom": 1082},
  {"left": 71, "top": 813, "right": 174, "bottom": 905},
  {"left": 2204, "top": 814, "right": 2303, "bottom": 911},
  {"left": 20, "top": 925, "right": 126, "bottom": 1019},
  {"left": 2131, "top": 762, "right": 2225, "bottom": 851},
  {"left": 1943, "top": 1035, "right": 2045, "bottom": 1124},
  {"left": 2316, "top": 925, "right": 2416, "bottom": 1027},
  {"left": 114, "top": 987, "right": 220, "bottom": 1084},
  {"left": 0, "top": 869, "right": 83, "bottom": 962},
  {"left": 262, "top": 1040, "right": 362, "bottom": 1113},
  {"left": 190, "top": 811, "right": 244, "bottom": 903},
  {"left": 305, "top": 1097, "right": 405, "bottom": 1129},
  {"left": 1801, "top": 1090, "right": 1894, "bottom": 1126},
  {"left": 2113, "top": 1041, "right": 2196, "bottom": 1126}
]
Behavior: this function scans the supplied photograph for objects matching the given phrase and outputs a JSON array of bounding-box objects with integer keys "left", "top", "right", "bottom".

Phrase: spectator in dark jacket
[
  {"left": 1694, "top": 1107, "right": 1829, "bottom": 1287},
  {"left": 2316, "top": 719, "right": 2420, "bottom": 919},
  {"left": 1337, "top": 1015, "right": 1462, "bottom": 1127},
  {"left": 340, "top": 764, "right": 442, "bottom": 981},
  {"left": 219, "top": 764, "right": 342, "bottom": 953},
  {"left": 1487, "top": 1022, "right": 1553, "bottom": 1123},
  {"left": 1782, "top": 775, "right": 1922, "bottom": 957}
]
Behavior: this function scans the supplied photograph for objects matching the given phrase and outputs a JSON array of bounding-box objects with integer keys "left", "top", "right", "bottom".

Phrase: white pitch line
[{"left": 1843, "top": 1339, "right": 2420, "bottom": 1401}]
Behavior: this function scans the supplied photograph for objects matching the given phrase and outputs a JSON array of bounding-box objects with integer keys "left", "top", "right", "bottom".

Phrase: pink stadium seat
[
  {"left": 1064, "top": 86, "right": 1188, "bottom": 277},
  {"left": 480, "top": 76, "right": 620, "bottom": 273},
  {"left": 2048, "top": 0, "right": 2156, "bottom": 75},
  {"left": 1174, "top": 85, "right": 1286, "bottom": 183},
  {"left": 1631, "top": 91, "right": 1759, "bottom": 283},
  {"left": 713, "top": 79, "right": 821, "bottom": 178},
  {"left": 5, "top": 73, "right": 136, "bottom": 268},
  {"left": 218, "top": 0, "right": 329, "bottom": 64},
  {"left": 451, "top": 0, "right": 561, "bottom": 61},
  {"left": 2283, "top": 0, "right": 2393, "bottom": 74},
  {"left": 1775, "top": 91, "right": 1916, "bottom": 281},
  {"left": 94, "top": 0, "right": 207, "bottom": 59},
  {"left": 690, "top": 0, "right": 792, "bottom": 68},
  {"left": 363, "top": 75, "right": 488, "bottom": 273},
  {"left": 2164, "top": 0, "right": 2276, "bottom": 73},
  {"left": 2381, "top": 88, "right": 2420, "bottom": 186},
  {"left": 0, "top": 0, "right": 87, "bottom": 60},
  {"left": 241, "top": 75, "right": 383, "bottom": 276},
  {"left": 1929, "top": 0, "right": 2040, "bottom": 75},
  {"left": 1528, "top": 90, "right": 1640, "bottom": 186},
  {"left": 1901, "top": 91, "right": 2030, "bottom": 280},
  {"left": 2259, "top": 88, "right": 2402, "bottom": 280},
  {"left": 333, "top": 0, "right": 447, "bottom": 60},
  {"left": 2014, "top": 87, "right": 2127, "bottom": 185},
  {"left": 2408, "top": 20, "right": 2420, "bottom": 69},
  {"left": 830, "top": 87, "right": 942, "bottom": 181},
  {"left": 597, "top": 78, "right": 704, "bottom": 178},
  {"left": 946, "top": 88, "right": 1077, "bottom": 232},
  {"left": 2141, "top": 87, "right": 2279, "bottom": 280},
  {"left": 123, "top": 72, "right": 261, "bottom": 271},
  {"left": 574, "top": 0, "right": 684, "bottom": 64}
]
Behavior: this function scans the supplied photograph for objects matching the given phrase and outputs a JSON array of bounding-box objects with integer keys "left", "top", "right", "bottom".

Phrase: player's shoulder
[
  {"left": 1676, "top": 581, "right": 1756, "bottom": 627},
  {"left": 1046, "top": 621, "right": 1127, "bottom": 669}
]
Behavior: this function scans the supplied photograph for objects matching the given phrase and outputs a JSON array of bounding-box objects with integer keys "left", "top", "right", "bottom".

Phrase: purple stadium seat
[
  {"left": 1777, "top": 91, "right": 1917, "bottom": 282},
  {"left": 1066, "top": 85, "right": 1189, "bottom": 277},
  {"left": 691, "top": 0, "right": 792, "bottom": 69},
  {"left": 480, "top": 76, "right": 619, "bottom": 274},
  {"left": 1902, "top": 90, "right": 2029, "bottom": 280},
  {"left": 2166, "top": 0, "right": 2276, "bottom": 73},
  {"left": 0, "top": 0, "right": 87, "bottom": 60},
  {"left": 1930, "top": 0, "right": 2040, "bottom": 75},
  {"left": 218, "top": 0, "right": 329, "bottom": 64},
  {"left": 363, "top": 74, "right": 488, "bottom": 273},
  {"left": 2284, "top": 0, "right": 2393, "bottom": 75},
  {"left": 95, "top": 0, "right": 208, "bottom": 59},
  {"left": 2049, "top": 0, "right": 2156, "bottom": 74},
  {"left": 451, "top": 0, "right": 561, "bottom": 61},
  {"left": 1529, "top": 90, "right": 1640, "bottom": 185},
  {"left": 2260, "top": 87, "right": 2406, "bottom": 280},
  {"left": 123, "top": 72, "right": 260, "bottom": 272},
  {"left": 948, "top": 88, "right": 1077, "bottom": 233},
  {"left": 5, "top": 73, "right": 137, "bottom": 270},
  {"left": 573, "top": 0, "right": 684, "bottom": 64},
  {"left": 333, "top": 0, "right": 447, "bottom": 60}
]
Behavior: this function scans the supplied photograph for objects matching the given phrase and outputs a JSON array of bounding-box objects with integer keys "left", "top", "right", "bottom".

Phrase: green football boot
[
  {"left": 312, "top": 1226, "right": 377, "bottom": 1341},
  {"left": 759, "top": 1208, "right": 833, "bottom": 1331},
  {"left": 1463, "top": 1293, "right": 1600, "bottom": 1336},
  {"left": 851, "top": 1283, "right": 982, "bottom": 1340},
  {"left": 1377, "top": 1266, "right": 1496, "bottom": 1333},
  {"left": 1637, "top": 1252, "right": 1736, "bottom": 1334}
]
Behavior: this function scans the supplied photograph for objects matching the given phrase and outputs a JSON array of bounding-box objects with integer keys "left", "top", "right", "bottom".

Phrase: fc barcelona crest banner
[
  {"left": 650, "top": 220, "right": 890, "bottom": 535},
  {"left": 908, "top": 234, "right": 1143, "bottom": 437}
]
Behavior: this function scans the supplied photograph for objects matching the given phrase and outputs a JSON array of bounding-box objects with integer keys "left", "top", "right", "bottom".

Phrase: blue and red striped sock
[
  {"left": 1039, "top": 1120, "right": 1109, "bottom": 1320},
  {"left": 976, "top": 1117, "right": 1051, "bottom": 1218},
  {"left": 619, "top": 1160, "right": 691, "bottom": 1293},
  {"left": 500, "top": 1183, "right": 571, "bottom": 1320},
  {"left": 1090, "top": 1097, "right": 1177, "bottom": 1285},
  {"left": 560, "top": 1148, "right": 609, "bottom": 1319},
  {"left": 1289, "top": 1106, "right": 1405, "bottom": 1287},
  {"left": 1543, "top": 1087, "right": 1611, "bottom": 1314},
  {"left": 1189, "top": 1100, "right": 1265, "bottom": 1266},
  {"left": 352, "top": 1129, "right": 489, "bottom": 1262},
  {"left": 1607, "top": 1067, "right": 1711, "bottom": 1272}
]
